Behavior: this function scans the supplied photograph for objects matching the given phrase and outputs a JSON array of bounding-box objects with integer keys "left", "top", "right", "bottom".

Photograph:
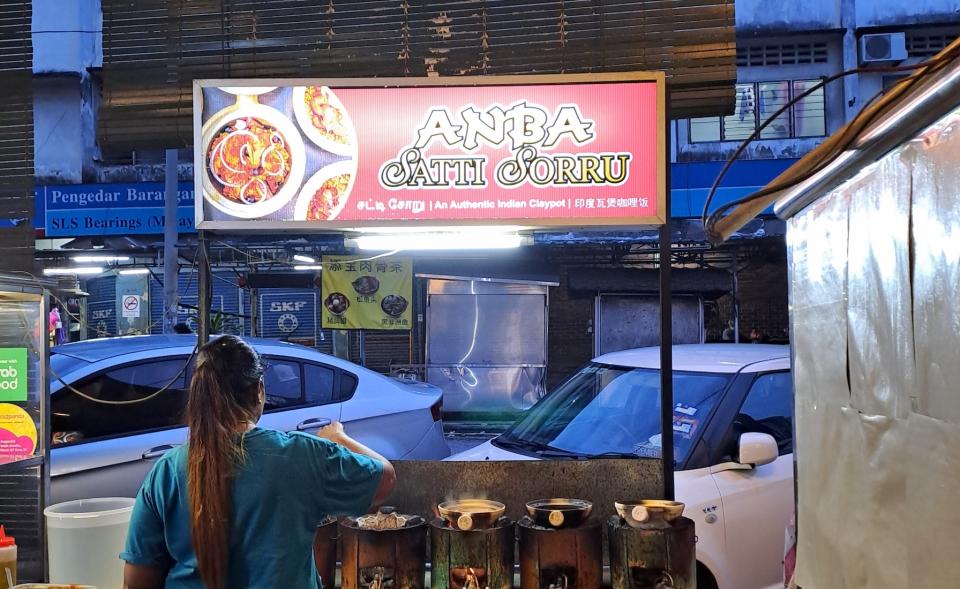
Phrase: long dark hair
[{"left": 186, "top": 335, "right": 264, "bottom": 589}]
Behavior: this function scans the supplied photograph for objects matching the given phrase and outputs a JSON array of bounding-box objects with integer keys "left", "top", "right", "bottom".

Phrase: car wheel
[{"left": 697, "top": 562, "right": 719, "bottom": 589}]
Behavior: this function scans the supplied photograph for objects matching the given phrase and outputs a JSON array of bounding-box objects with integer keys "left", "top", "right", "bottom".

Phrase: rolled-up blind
[{"left": 99, "top": 0, "right": 736, "bottom": 151}]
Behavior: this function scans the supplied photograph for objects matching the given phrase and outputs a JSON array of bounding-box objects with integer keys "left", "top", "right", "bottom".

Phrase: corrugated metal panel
[
  {"left": 0, "top": 463, "right": 43, "bottom": 581},
  {"left": 0, "top": 1, "right": 33, "bottom": 271},
  {"left": 0, "top": 0, "right": 31, "bottom": 72},
  {"left": 370, "top": 331, "right": 411, "bottom": 373},
  {"left": 256, "top": 287, "right": 321, "bottom": 346},
  {"left": 85, "top": 275, "right": 118, "bottom": 337},
  {"left": 149, "top": 271, "right": 245, "bottom": 335},
  {"left": 241, "top": 287, "right": 335, "bottom": 352},
  {"left": 351, "top": 330, "right": 411, "bottom": 373},
  {"left": 99, "top": 0, "right": 735, "bottom": 150}
]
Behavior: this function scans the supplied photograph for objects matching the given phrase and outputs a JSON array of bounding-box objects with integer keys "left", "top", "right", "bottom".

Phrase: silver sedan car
[{"left": 49, "top": 335, "right": 449, "bottom": 503}]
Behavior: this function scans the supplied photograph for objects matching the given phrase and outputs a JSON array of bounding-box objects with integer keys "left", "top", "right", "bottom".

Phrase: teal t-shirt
[{"left": 121, "top": 427, "right": 383, "bottom": 589}]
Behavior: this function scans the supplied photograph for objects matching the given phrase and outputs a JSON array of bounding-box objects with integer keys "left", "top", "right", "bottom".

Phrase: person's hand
[{"left": 317, "top": 421, "right": 346, "bottom": 442}]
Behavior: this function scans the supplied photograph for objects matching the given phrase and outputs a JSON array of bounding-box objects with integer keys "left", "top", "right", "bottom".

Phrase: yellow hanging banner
[{"left": 321, "top": 256, "right": 413, "bottom": 330}]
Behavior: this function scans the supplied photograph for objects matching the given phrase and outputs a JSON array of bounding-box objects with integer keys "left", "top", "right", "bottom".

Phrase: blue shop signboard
[
  {"left": 36, "top": 183, "right": 196, "bottom": 237},
  {"left": 31, "top": 159, "right": 798, "bottom": 237}
]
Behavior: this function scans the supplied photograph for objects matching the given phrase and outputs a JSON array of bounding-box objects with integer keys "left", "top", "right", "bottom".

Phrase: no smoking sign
[{"left": 121, "top": 295, "right": 141, "bottom": 318}]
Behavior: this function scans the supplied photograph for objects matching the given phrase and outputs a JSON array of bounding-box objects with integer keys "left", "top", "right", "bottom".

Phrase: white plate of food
[
  {"left": 294, "top": 160, "right": 357, "bottom": 222},
  {"left": 201, "top": 98, "right": 306, "bottom": 220},
  {"left": 219, "top": 86, "right": 278, "bottom": 96},
  {"left": 292, "top": 86, "right": 358, "bottom": 156}
]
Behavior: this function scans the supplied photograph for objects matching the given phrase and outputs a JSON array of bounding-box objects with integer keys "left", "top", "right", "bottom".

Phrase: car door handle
[
  {"left": 296, "top": 417, "right": 332, "bottom": 432},
  {"left": 142, "top": 445, "right": 178, "bottom": 460}
]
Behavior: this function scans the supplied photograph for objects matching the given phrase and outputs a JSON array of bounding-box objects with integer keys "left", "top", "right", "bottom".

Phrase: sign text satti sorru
[{"left": 195, "top": 74, "right": 665, "bottom": 229}]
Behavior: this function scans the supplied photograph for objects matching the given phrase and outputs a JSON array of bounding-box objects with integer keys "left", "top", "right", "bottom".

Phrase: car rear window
[
  {"left": 305, "top": 364, "right": 335, "bottom": 405},
  {"left": 339, "top": 372, "right": 358, "bottom": 401},
  {"left": 51, "top": 358, "right": 190, "bottom": 445},
  {"left": 263, "top": 359, "right": 303, "bottom": 410}
]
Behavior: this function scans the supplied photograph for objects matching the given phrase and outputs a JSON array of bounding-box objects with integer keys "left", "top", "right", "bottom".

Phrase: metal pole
[
  {"left": 163, "top": 149, "right": 179, "bottom": 333},
  {"left": 358, "top": 329, "right": 367, "bottom": 367},
  {"left": 197, "top": 230, "right": 211, "bottom": 345},
  {"left": 659, "top": 225, "right": 674, "bottom": 500},
  {"left": 659, "top": 113, "right": 675, "bottom": 502},
  {"left": 732, "top": 255, "right": 741, "bottom": 344},
  {"left": 250, "top": 288, "right": 258, "bottom": 337}
]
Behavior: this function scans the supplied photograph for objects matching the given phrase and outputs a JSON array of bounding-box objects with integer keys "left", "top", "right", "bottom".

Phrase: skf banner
[{"left": 321, "top": 256, "right": 412, "bottom": 330}]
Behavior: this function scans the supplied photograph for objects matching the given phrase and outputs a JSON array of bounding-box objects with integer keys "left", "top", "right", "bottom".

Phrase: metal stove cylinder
[
  {"left": 608, "top": 516, "right": 696, "bottom": 589},
  {"left": 313, "top": 517, "right": 339, "bottom": 588},
  {"left": 340, "top": 517, "right": 428, "bottom": 589},
  {"left": 518, "top": 517, "right": 602, "bottom": 589},
  {"left": 431, "top": 518, "right": 515, "bottom": 589}
]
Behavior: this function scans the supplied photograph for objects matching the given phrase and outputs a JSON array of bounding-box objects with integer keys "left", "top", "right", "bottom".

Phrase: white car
[
  {"left": 49, "top": 335, "right": 450, "bottom": 504},
  {"left": 448, "top": 344, "right": 794, "bottom": 589}
]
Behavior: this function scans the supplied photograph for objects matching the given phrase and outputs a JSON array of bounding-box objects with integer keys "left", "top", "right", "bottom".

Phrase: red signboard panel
[{"left": 194, "top": 73, "right": 665, "bottom": 230}]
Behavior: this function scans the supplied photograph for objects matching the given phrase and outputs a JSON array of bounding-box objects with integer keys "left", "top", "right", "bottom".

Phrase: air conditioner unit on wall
[{"left": 861, "top": 32, "right": 908, "bottom": 63}]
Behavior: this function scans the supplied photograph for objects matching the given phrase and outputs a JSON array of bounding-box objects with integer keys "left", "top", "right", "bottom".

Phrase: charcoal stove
[
  {"left": 517, "top": 516, "right": 602, "bottom": 589},
  {"left": 608, "top": 501, "right": 696, "bottom": 589},
  {"left": 341, "top": 507, "right": 428, "bottom": 589},
  {"left": 430, "top": 516, "right": 515, "bottom": 589}
]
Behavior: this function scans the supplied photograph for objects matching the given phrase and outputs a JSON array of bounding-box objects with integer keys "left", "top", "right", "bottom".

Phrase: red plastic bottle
[{"left": 0, "top": 525, "right": 16, "bottom": 589}]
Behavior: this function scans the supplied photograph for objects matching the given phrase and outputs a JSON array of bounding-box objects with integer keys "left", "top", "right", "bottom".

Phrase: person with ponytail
[{"left": 120, "top": 335, "right": 395, "bottom": 589}]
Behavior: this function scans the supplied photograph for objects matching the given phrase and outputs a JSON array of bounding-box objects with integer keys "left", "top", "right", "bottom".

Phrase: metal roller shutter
[
  {"left": 98, "top": 0, "right": 735, "bottom": 151},
  {"left": 351, "top": 330, "right": 411, "bottom": 374},
  {"left": 84, "top": 275, "right": 118, "bottom": 337},
  {"left": 149, "top": 270, "right": 246, "bottom": 335},
  {"left": 0, "top": 1, "right": 33, "bottom": 272}
]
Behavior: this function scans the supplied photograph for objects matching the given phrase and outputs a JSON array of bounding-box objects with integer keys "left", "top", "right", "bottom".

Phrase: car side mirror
[{"left": 738, "top": 432, "right": 778, "bottom": 467}]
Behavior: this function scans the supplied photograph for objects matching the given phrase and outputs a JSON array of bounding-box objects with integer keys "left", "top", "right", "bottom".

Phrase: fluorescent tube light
[
  {"left": 118, "top": 268, "right": 151, "bottom": 275},
  {"left": 72, "top": 255, "right": 130, "bottom": 263},
  {"left": 355, "top": 232, "right": 523, "bottom": 251},
  {"left": 43, "top": 267, "right": 104, "bottom": 276},
  {"left": 294, "top": 265, "right": 323, "bottom": 271},
  {"left": 293, "top": 254, "right": 316, "bottom": 263}
]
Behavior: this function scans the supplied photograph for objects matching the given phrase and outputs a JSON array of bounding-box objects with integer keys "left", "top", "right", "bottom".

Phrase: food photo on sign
[
  {"left": 321, "top": 256, "right": 412, "bottom": 330},
  {"left": 194, "top": 74, "right": 664, "bottom": 229},
  {"left": 198, "top": 85, "right": 357, "bottom": 223}
]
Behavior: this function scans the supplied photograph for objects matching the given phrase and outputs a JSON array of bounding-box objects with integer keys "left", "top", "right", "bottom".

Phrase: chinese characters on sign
[{"left": 321, "top": 256, "right": 413, "bottom": 330}]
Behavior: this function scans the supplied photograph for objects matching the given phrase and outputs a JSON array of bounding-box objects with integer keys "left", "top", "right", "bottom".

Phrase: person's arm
[
  {"left": 317, "top": 421, "right": 397, "bottom": 508},
  {"left": 121, "top": 461, "right": 173, "bottom": 588},
  {"left": 124, "top": 562, "right": 166, "bottom": 589}
]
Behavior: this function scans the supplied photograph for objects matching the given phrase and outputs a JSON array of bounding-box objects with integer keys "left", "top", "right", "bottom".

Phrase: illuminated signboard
[{"left": 194, "top": 73, "right": 665, "bottom": 230}]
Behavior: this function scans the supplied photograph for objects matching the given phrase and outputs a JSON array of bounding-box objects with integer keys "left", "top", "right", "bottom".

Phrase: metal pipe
[
  {"left": 197, "top": 231, "right": 211, "bottom": 345},
  {"left": 163, "top": 148, "right": 178, "bottom": 333},
  {"left": 710, "top": 38, "right": 960, "bottom": 240}
]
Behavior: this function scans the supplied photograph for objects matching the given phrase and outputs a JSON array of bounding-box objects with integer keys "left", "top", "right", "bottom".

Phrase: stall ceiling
[{"left": 98, "top": 0, "right": 736, "bottom": 151}]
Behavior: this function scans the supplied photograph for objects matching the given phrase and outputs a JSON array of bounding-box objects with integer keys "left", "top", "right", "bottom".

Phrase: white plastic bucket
[{"left": 44, "top": 498, "right": 136, "bottom": 589}]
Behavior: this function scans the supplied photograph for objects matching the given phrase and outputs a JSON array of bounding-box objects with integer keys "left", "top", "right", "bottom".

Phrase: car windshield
[{"left": 494, "top": 363, "right": 731, "bottom": 464}]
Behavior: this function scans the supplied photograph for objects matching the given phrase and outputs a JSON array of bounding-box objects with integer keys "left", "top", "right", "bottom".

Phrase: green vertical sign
[{"left": 0, "top": 348, "right": 28, "bottom": 402}]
